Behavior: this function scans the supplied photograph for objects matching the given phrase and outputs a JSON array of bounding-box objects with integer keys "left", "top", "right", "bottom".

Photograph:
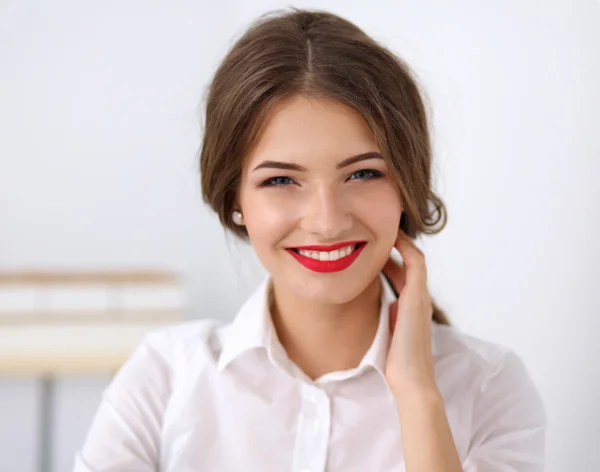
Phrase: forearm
[{"left": 395, "top": 386, "right": 464, "bottom": 472}]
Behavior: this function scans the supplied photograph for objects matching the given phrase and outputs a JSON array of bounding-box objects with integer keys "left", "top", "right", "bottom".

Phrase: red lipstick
[{"left": 287, "top": 241, "right": 366, "bottom": 273}]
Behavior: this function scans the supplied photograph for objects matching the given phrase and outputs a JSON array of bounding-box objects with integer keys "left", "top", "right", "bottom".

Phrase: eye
[
  {"left": 348, "top": 169, "right": 383, "bottom": 181},
  {"left": 260, "top": 176, "right": 295, "bottom": 187}
]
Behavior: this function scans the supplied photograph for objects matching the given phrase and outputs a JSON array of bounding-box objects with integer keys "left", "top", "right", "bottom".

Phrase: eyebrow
[{"left": 251, "top": 152, "right": 383, "bottom": 172}]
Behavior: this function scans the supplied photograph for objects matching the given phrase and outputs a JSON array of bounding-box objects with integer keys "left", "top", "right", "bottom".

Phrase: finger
[
  {"left": 393, "top": 230, "right": 424, "bottom": 259},
  {"left": 389, "top": 299, "right": 398, "bottom": 332},
  {"left": 394, "top": 231, "right": 427, "bottom": 286},
  {"left": 382, "top": 256, "right": 406, "bottom": 296}
]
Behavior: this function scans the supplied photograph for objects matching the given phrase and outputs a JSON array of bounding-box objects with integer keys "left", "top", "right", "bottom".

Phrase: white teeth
[{"left": 297, "top": 244, "right": 358, "bottom": 261}]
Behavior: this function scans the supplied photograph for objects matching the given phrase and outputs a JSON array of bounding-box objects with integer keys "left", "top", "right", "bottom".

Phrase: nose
[{"left": 300, "top": 185, "right": 352, "bottom": 240}]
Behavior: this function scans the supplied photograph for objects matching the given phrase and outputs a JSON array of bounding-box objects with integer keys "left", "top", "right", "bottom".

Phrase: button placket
[{"left": 291, "top": 384, "right": 331, "bottom": 472}]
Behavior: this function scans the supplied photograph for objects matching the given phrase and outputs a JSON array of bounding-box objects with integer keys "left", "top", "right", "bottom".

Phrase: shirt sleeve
[
  {"left": 72, "top": 330, "right": 174, "bottom": 472},
  {"left": 462, "top": 350, "right": 547, "bottom": 472}
]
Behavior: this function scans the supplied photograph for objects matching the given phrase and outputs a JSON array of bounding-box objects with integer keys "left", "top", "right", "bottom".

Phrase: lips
[{"left": 286, "top": 241, "right": 367, "bottom": 273}]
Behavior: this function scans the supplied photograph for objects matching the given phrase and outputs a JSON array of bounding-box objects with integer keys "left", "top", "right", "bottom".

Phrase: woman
[{"left": 74, "top": 8, "right": 546, "bottom": 472}]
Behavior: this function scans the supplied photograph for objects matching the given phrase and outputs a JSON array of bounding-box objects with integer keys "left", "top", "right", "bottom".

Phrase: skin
[
  {"left": 239, "top": 94, "right": 402, "bottom": 378},
  {"left": 384, "top": 233, "right": 463, "bottom": 471},
  {"left": 238, "top": 94, "right": 463, "bottom": 471}
]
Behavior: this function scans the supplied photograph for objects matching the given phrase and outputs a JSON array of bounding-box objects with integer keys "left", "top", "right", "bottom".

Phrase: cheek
[
  {"left": 351, "top": 184, "right": 403, "bottom": 235},
  {"left": 241, "top": 190, "right": 296, "bottom": 248}
]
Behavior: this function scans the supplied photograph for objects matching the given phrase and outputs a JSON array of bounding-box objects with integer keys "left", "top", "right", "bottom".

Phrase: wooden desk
[{"left": 0, "top": 320, "right": 179, "bottom": 374}]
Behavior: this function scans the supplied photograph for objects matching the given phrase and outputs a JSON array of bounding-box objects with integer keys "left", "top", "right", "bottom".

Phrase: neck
[{"left": 269, "top": 276, "right": 382, "bottom": 381}]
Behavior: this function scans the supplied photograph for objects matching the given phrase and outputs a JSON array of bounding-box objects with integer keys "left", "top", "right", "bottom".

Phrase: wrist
[{"left": 392, "top": 382, "right": 444, "bottom": 417}]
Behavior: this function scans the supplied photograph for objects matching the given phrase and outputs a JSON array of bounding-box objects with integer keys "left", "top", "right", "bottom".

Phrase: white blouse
[{"left": 73, "top": 275, "right": 546, "bottom": 472}]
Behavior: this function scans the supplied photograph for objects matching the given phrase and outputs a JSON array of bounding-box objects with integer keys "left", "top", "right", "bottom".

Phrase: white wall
[{"left": 1, "top": 1, "right": 598, "bottom": 471}]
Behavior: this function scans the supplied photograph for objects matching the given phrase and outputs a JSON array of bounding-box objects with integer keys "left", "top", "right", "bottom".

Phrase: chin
[
  {"left": 304, "top": 285, "right": 359, "bottom": 305},
  {"left": 290, "top": 267, "right": 381, "bottom": 306}
]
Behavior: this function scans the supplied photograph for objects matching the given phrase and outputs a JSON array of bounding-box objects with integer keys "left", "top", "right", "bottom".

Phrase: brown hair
[{"left": 199, "top": 8, "right": 450, "bottom": 325}]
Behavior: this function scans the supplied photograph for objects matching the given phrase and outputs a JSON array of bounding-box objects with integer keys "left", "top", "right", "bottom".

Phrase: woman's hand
[
  {"left": 383, "top": 230, "right": 439, "bottom": 406},
  {"left": 383, "top": 231, "right": 464, "bottom": 471}
]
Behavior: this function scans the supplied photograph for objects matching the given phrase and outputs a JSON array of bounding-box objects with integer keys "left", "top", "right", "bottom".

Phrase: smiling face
[{"left": 238, "top": 95, "right": 403, "bottom": 304}]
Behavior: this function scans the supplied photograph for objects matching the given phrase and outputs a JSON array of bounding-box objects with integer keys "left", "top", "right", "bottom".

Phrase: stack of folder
[{"left": 0, "top": 271, "right": 186, "bottom": 374}]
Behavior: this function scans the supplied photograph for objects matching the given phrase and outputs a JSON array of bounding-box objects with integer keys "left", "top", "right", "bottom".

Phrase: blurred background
[{"left": 0, "top": 1, "right": 598, "bottom": 471}]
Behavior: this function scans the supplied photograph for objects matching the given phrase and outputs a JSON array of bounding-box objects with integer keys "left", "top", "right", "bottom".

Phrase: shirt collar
[
  {"left": 358, "top": 273, "right": 395, "bottom": 377},
  {"left": 217, "top": 273, "right": 397, "bottom": 378},
  {"left": 217, "top": 276, "right": 273, "bottom": 372}
]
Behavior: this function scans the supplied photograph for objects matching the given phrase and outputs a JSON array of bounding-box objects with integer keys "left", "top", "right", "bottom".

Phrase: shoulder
[
  {"left": 432, "top": 323, "right": 546, "bottom": 422},
  {"left": 104, "top": 318, "right": 232, "bottom": 402},
  {"left": 140, "top": 317, "right": 231, "bottom": 367},
  {"left": 432, "top": 323, "right": 517, "bottom": 374},
  {"left": 432, "top": 326, "right": 547, "bottom": 467}
]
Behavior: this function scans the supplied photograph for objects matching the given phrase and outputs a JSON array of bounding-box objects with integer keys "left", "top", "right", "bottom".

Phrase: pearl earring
[{"left": 232, "top": 210, "right": 244, "bottom": 226}]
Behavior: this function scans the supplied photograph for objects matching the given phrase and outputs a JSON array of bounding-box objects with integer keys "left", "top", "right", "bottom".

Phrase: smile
[{"left": 286, "top": 241, "right": 366, "bottom": 273}]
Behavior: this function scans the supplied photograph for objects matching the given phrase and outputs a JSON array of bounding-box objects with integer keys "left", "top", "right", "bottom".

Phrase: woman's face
[{"left": 238, "top": 95, "right": 403, "bottom": 304}]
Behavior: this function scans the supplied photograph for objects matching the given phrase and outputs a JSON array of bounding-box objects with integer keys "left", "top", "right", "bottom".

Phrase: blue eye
[
  {"left": 261, "top": 176, "right": 294, "bottom": 187},
  {"left": 348, "top": 169, "right": 383, "bottom": 180}
]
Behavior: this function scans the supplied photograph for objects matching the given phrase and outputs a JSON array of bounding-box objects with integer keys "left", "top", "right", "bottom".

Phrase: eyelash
[{"left": 260, "top": 169, "right": 384, "bottom": 188}]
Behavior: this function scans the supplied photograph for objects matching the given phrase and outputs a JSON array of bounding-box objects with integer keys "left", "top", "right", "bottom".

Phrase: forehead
[{"left": 246, "top": 95, "right": 380, "bottom": 165}]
